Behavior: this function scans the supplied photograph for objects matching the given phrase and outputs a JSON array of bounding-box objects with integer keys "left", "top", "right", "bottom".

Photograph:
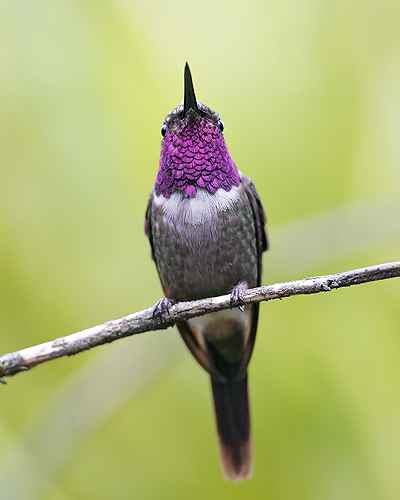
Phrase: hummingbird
[{"left": 145, "top": 63, "right": 268, "bottom": 480}]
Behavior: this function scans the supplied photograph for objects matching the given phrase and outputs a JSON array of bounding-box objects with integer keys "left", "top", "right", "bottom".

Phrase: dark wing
[
  {"left": 144, "top": 190, "right": 156, "bottom": 262},
  {"left": 242, "top": 175, "right": 269, "bottom": 282},
  {"left": 237, "top": 175, "right": 268, "bottom": 378},
  {"left": 177, "top": 322, "right": 226, "bottom": 382}
]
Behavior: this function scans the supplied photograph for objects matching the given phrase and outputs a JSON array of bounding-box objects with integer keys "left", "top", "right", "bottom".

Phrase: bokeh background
[{"left": 1, "top": 0, "right": 400, "bottom": 499}]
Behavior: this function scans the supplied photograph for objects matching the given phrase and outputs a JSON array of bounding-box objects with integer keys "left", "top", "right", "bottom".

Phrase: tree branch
[{"left": 1, "top": 261, "right": 399, "bottom": 383}]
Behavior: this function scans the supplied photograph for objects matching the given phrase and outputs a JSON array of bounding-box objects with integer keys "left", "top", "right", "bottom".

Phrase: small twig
[{"left": 1, "top": 261, "right": 399, "bottom": 383}]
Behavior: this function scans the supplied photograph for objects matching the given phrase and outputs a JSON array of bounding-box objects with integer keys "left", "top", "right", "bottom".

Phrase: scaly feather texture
[{"left": 156, "top": 120, "right": 240, "bottom": 197}]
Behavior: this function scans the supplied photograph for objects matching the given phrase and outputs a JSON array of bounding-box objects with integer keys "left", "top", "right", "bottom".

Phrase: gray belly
[{"left": 150, "top": 185, "right": 258, "bottom": 301}]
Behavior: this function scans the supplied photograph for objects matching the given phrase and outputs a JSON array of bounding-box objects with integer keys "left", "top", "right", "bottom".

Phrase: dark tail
[{"left": 211, "top": 373, "right": 252, "bottom": 481}]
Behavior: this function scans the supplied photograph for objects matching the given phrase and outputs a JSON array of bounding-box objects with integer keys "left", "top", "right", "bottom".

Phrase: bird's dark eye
[
  {"left": 161, "top": 124, "right": 167, "bottom": 137},
  {"left": 218, "top": 119, "right": 224, "bottom": 132}
]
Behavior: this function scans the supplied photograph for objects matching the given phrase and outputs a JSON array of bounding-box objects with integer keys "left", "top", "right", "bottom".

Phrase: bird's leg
[
  {"left": 152, "top": 297, "right": 176, "bottom": 322},
  {"left": 229, "top": 280, "right": 248, "bottom": 312}
]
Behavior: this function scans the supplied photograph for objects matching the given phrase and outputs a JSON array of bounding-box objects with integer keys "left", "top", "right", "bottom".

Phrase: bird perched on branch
[{"left": 145, "top": 63, "right": 268, "bottom": 480}]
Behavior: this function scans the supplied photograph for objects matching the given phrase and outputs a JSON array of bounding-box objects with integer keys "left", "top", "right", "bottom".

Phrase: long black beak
[{"left": 183, "top": 63, "right": 200, "bottom": 116}]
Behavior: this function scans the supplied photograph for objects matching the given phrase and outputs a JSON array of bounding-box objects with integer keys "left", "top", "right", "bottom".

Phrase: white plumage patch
[{"left": 153, "top": 185, "right": 243, "bottom": 226}]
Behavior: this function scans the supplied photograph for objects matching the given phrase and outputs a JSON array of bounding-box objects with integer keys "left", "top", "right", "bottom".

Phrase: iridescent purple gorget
[{"left": 155, "top": 106, "right": 241, "bottom": 198}]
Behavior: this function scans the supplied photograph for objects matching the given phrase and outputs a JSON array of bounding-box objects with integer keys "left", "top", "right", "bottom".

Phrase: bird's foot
[
  {"left": 230, "top": 281, "right": 248, "bottom": 312},
  {"left": 153, "top": 297, "right": 176, "bottom": 322}
]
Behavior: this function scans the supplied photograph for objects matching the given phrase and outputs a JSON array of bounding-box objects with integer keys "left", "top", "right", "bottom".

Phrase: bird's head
[{"left": 155, "top": 64, "right": 240, "bottom": 198}]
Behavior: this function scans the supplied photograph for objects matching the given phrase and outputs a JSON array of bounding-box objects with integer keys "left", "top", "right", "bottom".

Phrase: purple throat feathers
[{"left": 155, "top": 121, "right": 241, "bottom": 198}]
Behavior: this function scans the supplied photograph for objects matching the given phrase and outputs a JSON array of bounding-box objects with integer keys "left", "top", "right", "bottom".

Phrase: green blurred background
[{"left": 1, "top": 0, "right": 400, "bottom": 498}]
